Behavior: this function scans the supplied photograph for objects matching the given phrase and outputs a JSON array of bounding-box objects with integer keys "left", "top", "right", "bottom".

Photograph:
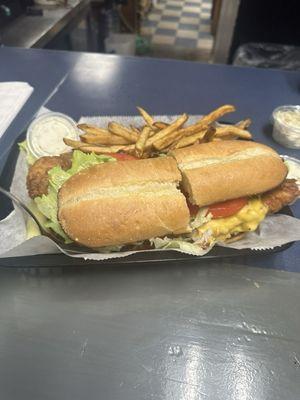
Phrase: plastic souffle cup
[{"left": 272, "top": 105, "right": 300, "bottom": 149}]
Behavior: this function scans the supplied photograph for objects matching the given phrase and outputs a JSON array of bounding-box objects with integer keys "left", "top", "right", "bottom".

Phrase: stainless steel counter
[{"left": 1, "top": 0, "right": 89, "bottom": 48}]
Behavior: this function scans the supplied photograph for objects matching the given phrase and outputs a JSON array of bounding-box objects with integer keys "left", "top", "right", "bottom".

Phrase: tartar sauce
[{"left": 27, "top": 112, "right": 79, "bottom": 158}]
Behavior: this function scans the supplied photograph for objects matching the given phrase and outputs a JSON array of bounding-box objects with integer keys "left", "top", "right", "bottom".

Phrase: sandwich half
[
  {"left": 58, "top": 156, "right": 190, "bottom": 247},
  {"left": 170, "top": 141, "right": 298, "bottom": 244}
]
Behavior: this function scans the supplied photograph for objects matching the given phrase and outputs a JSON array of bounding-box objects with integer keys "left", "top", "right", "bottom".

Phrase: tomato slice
[
  {"left": 187, "top": 201, "right": 199, "bottom": 217},
  {"left": 106, "top": 153, "right": 138, "bottom": 161},
  {"left": 208, "top": 197, "right": 248, "bottom": 219}
]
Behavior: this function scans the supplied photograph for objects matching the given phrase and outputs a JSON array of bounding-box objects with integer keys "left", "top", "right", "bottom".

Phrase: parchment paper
[{"left": 0, "top": 114, "right": 300, "bottom": 261}]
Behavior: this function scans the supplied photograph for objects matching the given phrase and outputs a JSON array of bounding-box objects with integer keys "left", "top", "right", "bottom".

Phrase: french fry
[
  {"left": 153, "top": 122, "right": 169, "bottom": 129},
  {"left": 137, "top": 106, "right": 154, "bottom": 127},
  {"left": 174, "top": 127, "right": 210, "bottom": 149},
  {"left": 80, "top": 145, "right": 135, "bottom": 154},
  {"left": 64, "top": 138, "right": 90, "bottom": 149},
  {"left": 78, "top": 124, "right": 110, "bottom": 136},
  {"left": 198, "top": 105, "right": 236, "bottom": 125},
  {"left": 153, "top": 122, "right": 211, "bottom": 150},
  {"left": 135, "top": 126, "right": 151, "bottom": 157},
  {"left": 149, "top": 129, "right": 158, "bottom": 137},
  {"left": 235, "top": 118, "right": 252, "bottom": 130},
  {"left": 215, "top": 126, "right": 252, "bottom": 139},
  {"left": 80, "top": 133, "right": 130, "bottom": 145},
  {"left": 146, "top": 113, "right": 188, "bottom": 149},
  {"left": 65, "top": 104, "right": 251, "bottom": 158},
  {"left": 155, "top": 120, "right": 212, "bottom": 150},
  {"left": 202, "top": 126, "right": 216, "bottom": 143},
  {"left": 108, "top": 122, "right": 139, "bottom": 143},
  {"left": 130, "top": 125, "right": 141, "bottom": 135},
  {"left": 153, "top": 129, "right": 185, "bottom": 151},
  {"left": 215, "top": 134, "right": 236, "bottom": 140}
]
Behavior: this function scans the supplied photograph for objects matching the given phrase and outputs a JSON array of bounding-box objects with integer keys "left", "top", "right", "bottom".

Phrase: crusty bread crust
[
  {"left": 169, "top": 140, "right": 278, "bottom": 164},
  {"left": 58, "top": 157, "right": 190, "bottom": 247},
  {"left": 170, "top": 141, "right": 287, "bottom": 206},
  {"left": 59, "top": 156, "right": 181, "bottom": 204}
]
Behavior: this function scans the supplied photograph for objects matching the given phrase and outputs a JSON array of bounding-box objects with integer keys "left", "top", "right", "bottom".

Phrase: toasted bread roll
[
  {"left": 58, "top": 157, "right": 190, "bottom": 247},
  {"left": 170, "top": 141, "right": 287, "bottom": 207}
]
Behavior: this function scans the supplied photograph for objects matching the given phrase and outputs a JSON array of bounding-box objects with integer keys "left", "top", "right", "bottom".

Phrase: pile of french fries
[{"left": 64, "top": 105, "right": 253, "bottom": 158}]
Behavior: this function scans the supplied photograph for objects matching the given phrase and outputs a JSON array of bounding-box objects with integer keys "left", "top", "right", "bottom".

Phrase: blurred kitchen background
[{"left": 1, "top": 0, "right": 300, "bottom": 69}]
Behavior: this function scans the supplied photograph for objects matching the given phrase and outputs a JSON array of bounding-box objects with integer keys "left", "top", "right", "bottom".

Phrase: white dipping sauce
[{"left": 27, "top": 113, "right": 78, "bottom": 158}]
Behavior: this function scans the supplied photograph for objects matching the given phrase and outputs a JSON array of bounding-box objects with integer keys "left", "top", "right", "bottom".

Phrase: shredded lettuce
[
  {"left": 96, "top": 245, "right": 124, "bottom": 253},
  {"left": 18, "top": 140, "right": 37, "bottom": 165},
  {"left": 150, "top": 236, "right": 209, "bottom": 256},
  {"left": 33, "top": 150, "right": 116, "bottom": 242},
  {"left": 190, "top": 207, "right": 211, "bottom": 229}
]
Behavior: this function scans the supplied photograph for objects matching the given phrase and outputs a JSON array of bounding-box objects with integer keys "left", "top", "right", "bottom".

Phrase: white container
[
  {"left": 27, "top": 112, "right": 79, "bottom": 158},
  {"left": 272, "top": 105, "right": 300, "bottom": 149},
  {"left": 105, "top": 34, "right": 136, "bottom": 56}
]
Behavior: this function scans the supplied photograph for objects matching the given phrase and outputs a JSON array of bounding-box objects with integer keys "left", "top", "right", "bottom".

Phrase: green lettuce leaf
[
  {"left": 150, "top": 236, "right": 209, "bottom": 256},
  {"left": 34, "top": 186, "right": 70, "bottom": 241},
  {"left": 18, "top": 140, "right": 37, "bottom": 165},
  {"left": 48, "top": 166, "right": 71, "bottom": 192},
  {"left": 190, "top": 207, "right": 211, "bottom": 229},
  {"left": 97, "top": 245, "right": 124, "bottom": 253},
  {"left": 33, "top": 150, "right": 115, "bottom": 242},
  {"left": 68, "top": 150, "right": 114, "bottom": 175}
]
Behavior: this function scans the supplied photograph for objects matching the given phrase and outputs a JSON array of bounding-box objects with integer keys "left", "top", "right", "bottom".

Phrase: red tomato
[
  {"left": 106, "top": 153, "right": 138, "bottom": 161},
  {"left": 208, "top": 197, "right": 248, "bottom": 219},
  {"left": 187, "top": 201, "right": 199, "bottom": 217}
]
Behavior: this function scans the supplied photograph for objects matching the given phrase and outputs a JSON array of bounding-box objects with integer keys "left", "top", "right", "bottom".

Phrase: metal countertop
[{"left": 1, "top": 0, "right": 89, "bottom": 48}]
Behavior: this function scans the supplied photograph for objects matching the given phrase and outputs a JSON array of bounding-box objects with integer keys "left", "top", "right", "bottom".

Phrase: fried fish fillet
[
  {"left": 262, "top": 179, "right": 300, "bottom": 214},
  {"left": 27, "top": 153, "right": 72, "bottom": 199}
]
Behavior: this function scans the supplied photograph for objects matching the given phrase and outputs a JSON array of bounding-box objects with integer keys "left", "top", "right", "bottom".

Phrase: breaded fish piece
[
  {"left": 262, "top": 179, "right": 299, "bottom": 214},
  {"left": 27, "top": 153, "right": 72, "bottom": 199}
]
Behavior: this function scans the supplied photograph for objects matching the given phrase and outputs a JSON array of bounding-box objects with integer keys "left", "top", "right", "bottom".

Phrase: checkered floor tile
[{"left": 141, "top": 0, "right": 213, "bottom": 55}]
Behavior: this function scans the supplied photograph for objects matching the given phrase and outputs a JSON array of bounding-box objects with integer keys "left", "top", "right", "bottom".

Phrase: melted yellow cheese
[{"left": 195, "top": 198, "right": 268, "bottom": 243}]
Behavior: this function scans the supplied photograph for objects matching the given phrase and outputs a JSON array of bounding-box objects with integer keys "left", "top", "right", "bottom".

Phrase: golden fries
[
  {"left": 149, "top": 129, "right": 158, "bottom": 137},
  {"left": 202, "top": 126, "right": 217, "bottom": 142},
  {"left": 235, "top": 118, "right": 252, "bottom": 130},
  {"left": 135, "top": 126, "right": 151, "bottom": 157},
  {"left": 137, "top": 106, "right": 154, "bottom": 127},
  {"left": 174, "top": 127, "right": 211, "bottom": 149},
  {"left": 199, "top": 105, "right": 236, "bottom": 126},
  {"left": 108, "top": 122, "right": 139, "bottom": 143},
  {"left": 130, "top": 125, "right": 141, "bottom": 135},
  {"left": 153, "top": 122, "right": 169, "bottom": 129},
  {"left": 79, "top": 123, "right": 130, "bottom": 145},
  {"left": 78, "top": 123, "right": 110, "bottom": 136},
  {"left": 215, "top": 126, "right": 252, "bottom": 139},
  {"left": 64, "top": 138, "right": 90, "bottom": 149},
  {"left": 146, "top": 113, "right": 188, "bottom": 148},
  {"left": 80, "top": 133, "right": 129, "bottom": 145},
  {"left": 65, "top": 105, "right": 253, "bottom": 158}
]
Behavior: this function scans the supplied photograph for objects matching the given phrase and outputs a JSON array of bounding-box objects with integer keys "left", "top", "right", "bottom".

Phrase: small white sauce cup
[
  {"left": 27, "top": 112, "right": 79, "bottom": 158},
  {"left": 272, "top": 105, "right": 300, "bottom": 149}
]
